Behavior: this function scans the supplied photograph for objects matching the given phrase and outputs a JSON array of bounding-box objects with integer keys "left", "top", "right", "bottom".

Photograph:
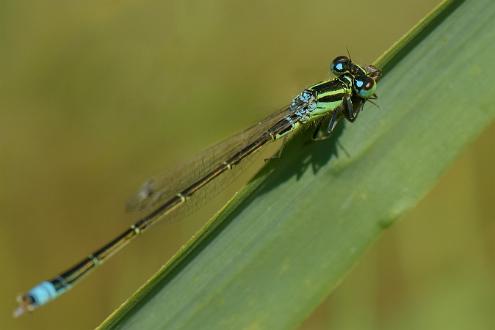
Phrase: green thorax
[{"left": 307, "top": 75, "right": 352, "bottom": 118}]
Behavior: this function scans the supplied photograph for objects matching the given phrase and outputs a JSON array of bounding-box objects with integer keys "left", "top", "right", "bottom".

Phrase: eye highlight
[
  {"left": 331, "top": 56, "right": 351, "bottom": 75},
  {"left": 353, "top": 75, "right": 376, "bottom": 99}
]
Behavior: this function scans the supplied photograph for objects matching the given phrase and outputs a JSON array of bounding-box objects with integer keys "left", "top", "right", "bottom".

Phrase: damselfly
[{"left": 14, "top": 56, "right": 382, "bottom": 317}]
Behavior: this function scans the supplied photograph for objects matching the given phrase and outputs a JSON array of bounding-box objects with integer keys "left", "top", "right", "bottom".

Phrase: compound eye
[
  {"left": 353, "top": 75, "right": 376, "bottom": 99},
  {"left": 331, "top": 56, "right": 350, "bottom": 75}
]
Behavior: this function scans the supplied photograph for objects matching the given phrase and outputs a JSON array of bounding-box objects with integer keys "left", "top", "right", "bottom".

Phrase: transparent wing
[{"left": 126, "top": 105, "right": 293, "bottom": 214}]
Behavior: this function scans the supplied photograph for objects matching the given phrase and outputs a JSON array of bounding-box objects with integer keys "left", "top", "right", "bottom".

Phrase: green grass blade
[{"left": 99, "top": 0, "right": 495, "bottom": 328}]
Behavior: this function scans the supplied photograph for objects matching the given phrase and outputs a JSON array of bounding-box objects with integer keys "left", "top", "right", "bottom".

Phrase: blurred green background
[{"left": 1, "top": 0, "right": 493, "bottom": 329}]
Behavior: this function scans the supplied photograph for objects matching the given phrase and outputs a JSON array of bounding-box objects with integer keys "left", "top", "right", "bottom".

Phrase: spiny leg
[
  {"left": 326, "top": 109, "right": 340, "bottom": 133},
  {"left": 313, "top": 93, "right": 365, "bottom": 140},
  {"left": 342, "top": 95, "right": 358, "bottom": 122},
  {"left": 312, "top": 110, "right": 340, "bottom": 141}
]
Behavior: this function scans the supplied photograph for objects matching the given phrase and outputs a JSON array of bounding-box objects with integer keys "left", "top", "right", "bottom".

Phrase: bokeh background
[{"left": 1, "top": 1, "right": 493, "bottom": 329}]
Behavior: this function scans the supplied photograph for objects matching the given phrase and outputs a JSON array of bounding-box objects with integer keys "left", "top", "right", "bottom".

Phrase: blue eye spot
[
  {"left": 353, "top": 76, "right": 376, "bottom": 99},
  {"left": 331, "top": 56, "right": 351, "bottom": 75}
]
